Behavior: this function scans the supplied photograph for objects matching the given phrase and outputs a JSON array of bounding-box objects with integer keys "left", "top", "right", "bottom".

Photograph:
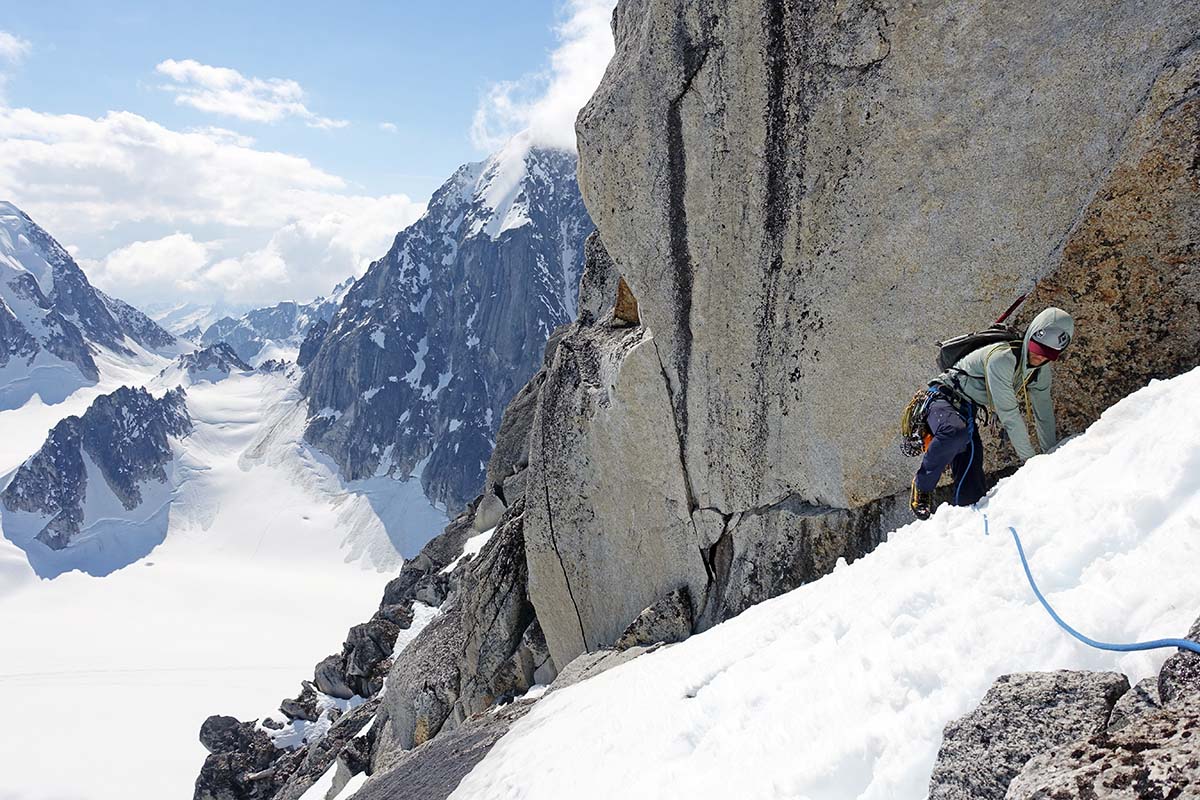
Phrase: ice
[{"left": 451, "top": 367, "right": 1200, "bottom": 800}]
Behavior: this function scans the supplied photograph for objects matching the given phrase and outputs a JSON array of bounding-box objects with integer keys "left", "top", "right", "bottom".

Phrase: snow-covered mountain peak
[
  {"left": 465, "top": 134, "right": 577, "bottom": 241},
  {"left": 0, "top": 200, "right": 65, "bottom": 295},
  {"left": 300, "top": 142, "right": 592, "bottom": 511}
]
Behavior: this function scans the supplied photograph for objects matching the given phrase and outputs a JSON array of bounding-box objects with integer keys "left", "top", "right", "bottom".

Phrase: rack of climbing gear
[{"left": 899, "top": 386, "right": 938, "bottom": 457}]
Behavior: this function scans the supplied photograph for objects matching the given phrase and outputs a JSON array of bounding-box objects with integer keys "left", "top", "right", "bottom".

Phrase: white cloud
[
  {"left": 156, "top": 59, "right": 349, "bottom": 129},
  {"left": 379, "top": 122, "right": 398, "bottom": 133},
  {"left": 0, "top": 31, "right": 31, "bottom": 63},
  {"left": 0, "top": 30, "right": 32, "bottom": 103},
  {"left": 83, "top": 233, "right": 212, "bottom": 295},
  {"left": 0, "top": 107, "right": 425, "bottom": 306},
  {"left": 471, "top": 0, "right": 616, "bottom": 152}
]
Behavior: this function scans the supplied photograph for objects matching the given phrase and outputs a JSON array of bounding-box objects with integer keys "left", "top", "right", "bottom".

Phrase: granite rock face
[
  {"left": 928, "top": 670, "right": 1130, "bottom": 800},
  {"left": 1000, "top": 618, "right": 1200, "bottom": 798},
  {"left": 300, "top": 140, "right": 593, "bottom": 514},
  {"left": 577, "top": 0, "right": 1200, "bottom": 513},
  {"left": 525, "top": 321, "right": 709, "bottom": 669},
  {"left": 1007, "top": 703, "right": 1200, "bottom": 799},
  {"left": 699, "top": 491, "right": 911, "bottom": 627}
]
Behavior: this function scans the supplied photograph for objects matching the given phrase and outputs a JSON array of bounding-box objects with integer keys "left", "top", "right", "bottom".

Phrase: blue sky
[
  {"left": 4, "top": 1, "right": 563, "bottom": 197},
  {"left": 0, "top": 1, "right": 615, "bottom": 308}
]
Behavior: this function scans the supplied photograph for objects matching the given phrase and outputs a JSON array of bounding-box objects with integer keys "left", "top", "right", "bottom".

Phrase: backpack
[{"left": 935, "top": 324, "right": 1022, "bottom": 372}]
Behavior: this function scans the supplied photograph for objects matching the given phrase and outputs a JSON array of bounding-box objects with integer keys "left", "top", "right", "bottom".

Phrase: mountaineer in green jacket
[{"left": 910, "top": 307, "right": 1075, "bottom": 519}]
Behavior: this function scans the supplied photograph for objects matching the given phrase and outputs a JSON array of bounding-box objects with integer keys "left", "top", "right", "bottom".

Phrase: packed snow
[
  {"left": 450, "top": 367, "right": 1200, "bottom": 800},
  {"left": 0, "top": 361, "right": 447, "bottom": 800}
]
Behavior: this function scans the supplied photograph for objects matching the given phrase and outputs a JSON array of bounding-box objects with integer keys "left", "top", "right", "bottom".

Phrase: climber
[{"left": 909, "top": 307, "right": 1075, "bottom": 520}]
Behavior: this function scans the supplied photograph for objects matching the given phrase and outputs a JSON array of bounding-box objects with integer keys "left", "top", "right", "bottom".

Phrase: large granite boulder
[
  {"left": 193, "top": 716, "right": 279, "bottom": 800},
  {"left": 928, "top": 670, "right": 1130, "bottom": 799},
  {"left": 577, "top": 0, "right": 1200, "bottom": 514},
  {"left": 1158, "top": 616, "right": 1200, "bottom": 706},
  {"left": 524, "top": 321, "right": 710, "bottom": 668},
  {"left": 614, "top": 587, "right": 693, "bottom": 651},
  {"left": 375, "top": 607, "right": 466, "bottom": 754},
  {"left": 1006, "top": 702, "right": 1200, "bottom": 799}
]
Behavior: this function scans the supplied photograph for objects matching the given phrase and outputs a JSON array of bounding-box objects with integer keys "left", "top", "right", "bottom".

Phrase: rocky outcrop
[
  {"left": 300, "top": 138, "right": 593, "bottom": 514},
  {"left": 194, "top": 716, "right": 279, "bottom": 800},
  {"left": 698, "top": 492, "right": 910, "bottom": 627},
  {"left": 931, "top": 616, "right": 1200, "bottom": 798},
  {"left": 163, "top": 343, "right": 253, "bottom": 382},
  {"left": 1158, "top": 617, "right": 1200, "bottom": 705},
  {"left": 928, "top": 670, "right": 1131, "bottom": 799},
  {"left": 471, "top": 326, "right": 568, "bottom": 533},
  {"left": 378, "top": 497, "right": 543, "bottom": 753},
  {"left": 578, "top": 0, "right": 1200, "bottom": 514},
  {"left": 296, "top": 318, "right": 329, "bottom": 369},
  {"left": 1, "top": 385, "right": 190, "bottom": 550},
  {"left": 1007, "top": 703, "right": 1200, "bottom": 799},
  {"left": 614, "top": 587, "right": 693, "bottom": 651},
  {"left": 1106, "top": 676, "right": 1161, "bottom": 732},
  {"left": 351, "top": 697, "right": 538, "bottom": 800}
]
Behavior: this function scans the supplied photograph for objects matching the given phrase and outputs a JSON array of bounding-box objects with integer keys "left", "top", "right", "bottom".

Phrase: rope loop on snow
[{"left": 984, "top": 515, "right": 1200, "bottom": 656}]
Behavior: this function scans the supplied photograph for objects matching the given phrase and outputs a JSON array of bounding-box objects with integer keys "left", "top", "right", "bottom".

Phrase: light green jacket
[{"left": 935, "top": 307, "right": 1075, "bottom": 462}]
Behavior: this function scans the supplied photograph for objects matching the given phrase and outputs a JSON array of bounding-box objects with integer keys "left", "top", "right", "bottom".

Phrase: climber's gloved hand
[{"left": 910, "top": 481, "right": 933, "bottom": 521}]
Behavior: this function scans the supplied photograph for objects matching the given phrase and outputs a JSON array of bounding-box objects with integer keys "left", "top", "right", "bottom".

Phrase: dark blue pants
[{"left": 914, "top": 397, "right": 986, "bottom": 505}]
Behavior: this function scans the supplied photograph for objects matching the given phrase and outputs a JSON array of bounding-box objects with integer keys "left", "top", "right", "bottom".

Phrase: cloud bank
[
  {"left": 0, "top": 30, "right": 31, "bottom": 103},
  {"left": 471, "top": 0, "right": 616, "bottom": 152},
  {"left": 0, "top": 107, "right": 423, "bottom": 306},
  {"left": 156, "top": 59, "right": 349, "bottom": 129}
]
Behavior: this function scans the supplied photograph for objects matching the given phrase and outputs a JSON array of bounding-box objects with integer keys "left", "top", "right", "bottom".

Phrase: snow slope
[
  {"left": 0, "top": 367, "right": 447, "bottom": 799},
  {"left": 451, "top": 367, "right": 1200, "bottom": 800}
]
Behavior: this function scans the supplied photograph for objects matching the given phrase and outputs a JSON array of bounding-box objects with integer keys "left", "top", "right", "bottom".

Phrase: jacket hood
[{"left": 1022, "top": 306, "right": 1075, "bottom": 371}]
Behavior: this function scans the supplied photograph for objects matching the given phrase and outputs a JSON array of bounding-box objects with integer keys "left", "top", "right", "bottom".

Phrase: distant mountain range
[
  {"left": 197, "top": 278, "right": 353, "bottom": 366},
  {"left": 0, "top": 202, "right": 176, "bottom": 408}
]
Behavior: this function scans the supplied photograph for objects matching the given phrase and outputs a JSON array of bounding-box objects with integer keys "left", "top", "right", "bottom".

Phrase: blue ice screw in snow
[{"left": 1002, "top": 522, "right": 1200, "bottom": 656}]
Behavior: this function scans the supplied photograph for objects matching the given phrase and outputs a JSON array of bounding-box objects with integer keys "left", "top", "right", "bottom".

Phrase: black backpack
[{"left": 935, "top": 324, "right": 1022, "bottom": 372}]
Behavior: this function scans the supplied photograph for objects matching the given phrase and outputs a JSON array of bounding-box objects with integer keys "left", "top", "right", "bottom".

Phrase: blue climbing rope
[
  {"left": 994, "top": 517, "right": 1200, "bottom": 656},
  {"left": 953, "top": 402, "right": 976, "bottom": 506}
]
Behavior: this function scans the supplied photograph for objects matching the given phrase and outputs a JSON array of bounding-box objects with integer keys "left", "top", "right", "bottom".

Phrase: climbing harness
[{"left": 984, "top": 515, "right": 1200, "bottom": 656}]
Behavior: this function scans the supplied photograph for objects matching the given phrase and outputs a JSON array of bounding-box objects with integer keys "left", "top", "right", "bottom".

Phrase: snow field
[
  {"left": 450, "top": 367, "right": 1200, "bottom": 800},
  {"left": 0, "top": 366, "right": 447, "bottom": 800}
]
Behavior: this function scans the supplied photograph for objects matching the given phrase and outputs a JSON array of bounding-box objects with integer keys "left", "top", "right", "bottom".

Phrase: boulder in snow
[
  {"left": 615, "top": 587, "right": 694, "bottom": 651},
  {"left": 928, "top": 670, "right": 1129, "bottom": 799}
]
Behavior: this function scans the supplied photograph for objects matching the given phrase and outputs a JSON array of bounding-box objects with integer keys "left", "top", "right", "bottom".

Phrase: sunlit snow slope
[
  {"left": 0, "top": 366, "right": 447, "bottom": 799},
  {"left": 451, "top": 367, "right": 1200, "bottom": 800}
]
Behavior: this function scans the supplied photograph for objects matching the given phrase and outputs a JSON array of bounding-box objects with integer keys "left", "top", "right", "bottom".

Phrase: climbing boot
[{"left": 910, "top": 481, "right": 933, "bottom": 520}]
